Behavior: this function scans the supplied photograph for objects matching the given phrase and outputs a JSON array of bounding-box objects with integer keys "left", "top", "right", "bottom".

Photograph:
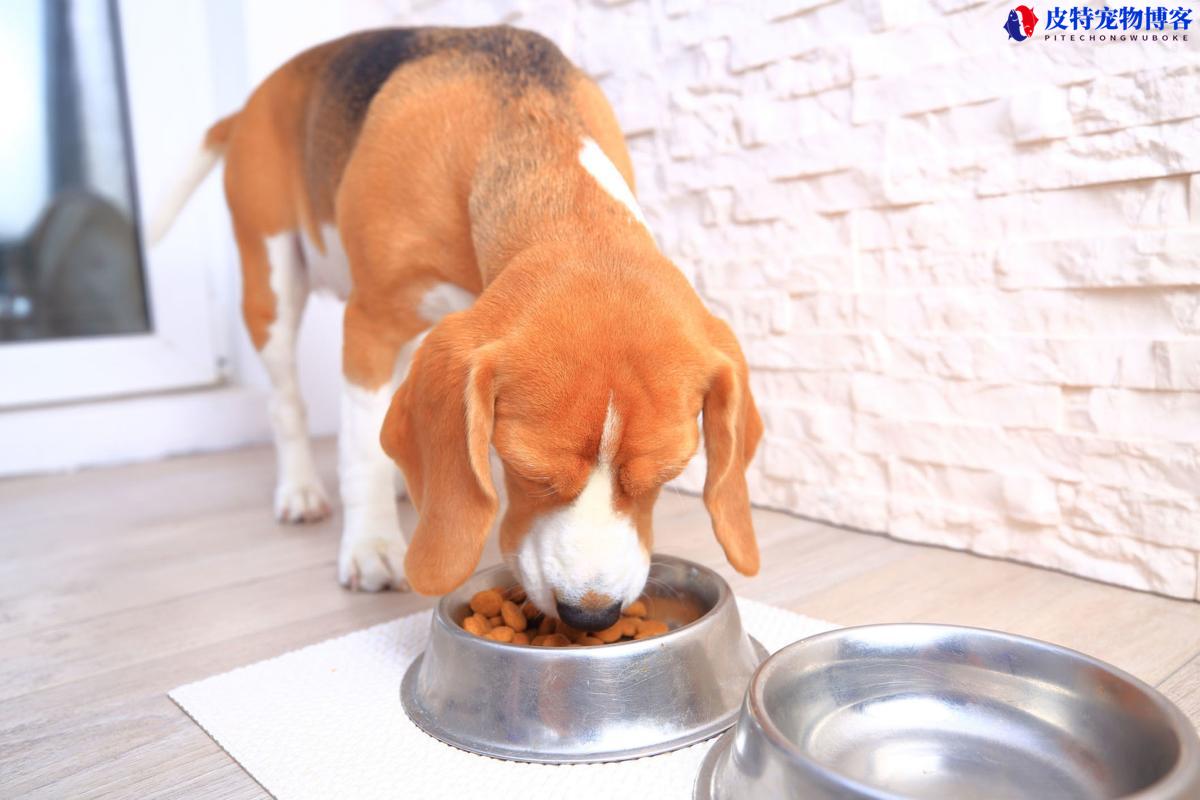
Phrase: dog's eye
[
  {"left": 505, "top": 457, "right": 589, "bottom": 500},
  {"left": 620, "top": 458, "right": 689, "bottom": 497},
  {"left": 510, "top": 470, "right": 554, "bottom": 495}
]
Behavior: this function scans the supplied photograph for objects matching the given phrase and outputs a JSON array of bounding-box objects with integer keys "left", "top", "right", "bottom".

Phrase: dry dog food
[{"left": 461, "top": 585, "right": 671, "bottom": 646}]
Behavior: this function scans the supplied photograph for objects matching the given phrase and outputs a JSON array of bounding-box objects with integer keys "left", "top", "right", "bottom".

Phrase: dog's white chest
[{"left": 301, "top": 224, "right": 352, "bottom": 299}]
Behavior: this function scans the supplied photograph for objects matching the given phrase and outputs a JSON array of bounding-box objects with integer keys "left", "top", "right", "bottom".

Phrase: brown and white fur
[{"left": 153, "top": 26, "right": 762, "bottom": 631}]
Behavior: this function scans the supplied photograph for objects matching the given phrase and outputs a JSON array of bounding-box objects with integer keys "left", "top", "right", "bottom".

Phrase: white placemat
[{"left": 170, "top": 599, "right": 838, "bottom": 800}]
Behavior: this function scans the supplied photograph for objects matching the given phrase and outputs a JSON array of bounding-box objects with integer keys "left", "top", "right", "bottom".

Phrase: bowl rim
[
  {"left": 432, "top": 552, "right": 735, "bottom": 652},
  {"left": 744, "top": 622, "right": 1200, "bottom": 800}
]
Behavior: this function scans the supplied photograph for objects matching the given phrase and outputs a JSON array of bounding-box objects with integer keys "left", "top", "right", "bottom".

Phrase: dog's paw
[
  {"left": 338, "top": 532, "right": 410, "bottom": 592},
  {"left": 274, "top": 480, "right": 332, "bottom": 523}
]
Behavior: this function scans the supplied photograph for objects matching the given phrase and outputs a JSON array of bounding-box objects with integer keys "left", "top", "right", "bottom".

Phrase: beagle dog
[{"left": 153, "top": 26, "right": 762, "bottom": 631}]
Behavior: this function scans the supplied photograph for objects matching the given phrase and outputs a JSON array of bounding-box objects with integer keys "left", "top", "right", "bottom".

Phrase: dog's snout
[{"left": 557, "top": 599, "right": 622, "bottom": 632}]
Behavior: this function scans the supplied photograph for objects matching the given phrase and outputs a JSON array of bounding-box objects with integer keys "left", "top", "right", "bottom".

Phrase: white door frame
[{"left": 0, "top": 0, "right": 225, "bottom": 409}]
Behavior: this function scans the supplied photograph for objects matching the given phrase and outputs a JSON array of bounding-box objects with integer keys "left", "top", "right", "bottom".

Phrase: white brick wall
[{"left": 373, "top": 0, "right": 1200, "bottom": 600}]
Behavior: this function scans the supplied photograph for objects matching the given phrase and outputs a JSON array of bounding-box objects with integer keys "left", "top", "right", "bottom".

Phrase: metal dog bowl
[
  {"left": 401, "top": 554, "right": 766, "bottom": 763},
  {"left": 696, "top": 624, "right": 1200, "bottom": 799}
]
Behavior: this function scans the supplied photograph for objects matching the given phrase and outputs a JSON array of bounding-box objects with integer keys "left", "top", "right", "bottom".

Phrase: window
[{"left": 0, "top": 0, "right": 150, "bottom": 343}]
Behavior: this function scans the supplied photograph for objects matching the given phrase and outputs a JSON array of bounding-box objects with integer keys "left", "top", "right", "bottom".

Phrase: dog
[{"left": 153, "top": 26, "right": 762, "bottom": 631}]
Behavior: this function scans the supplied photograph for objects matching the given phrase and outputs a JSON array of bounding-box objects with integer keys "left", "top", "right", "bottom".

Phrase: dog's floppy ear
[
  {"left": 380, "top": 318, "right": 498, "bottom": 595},
  {"left": 702, "top": 318, "right": 763, "bottom": 576}
]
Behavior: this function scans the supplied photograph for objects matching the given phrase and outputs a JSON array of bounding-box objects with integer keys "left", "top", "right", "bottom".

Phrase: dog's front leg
[{"left": 335, "top": 302, "right": 416, "bottom": 592}]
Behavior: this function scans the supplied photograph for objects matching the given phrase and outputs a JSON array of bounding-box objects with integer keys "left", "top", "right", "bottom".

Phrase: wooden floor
[{"left": 2, "top": 440, "right": 1199, "bottom": 799}]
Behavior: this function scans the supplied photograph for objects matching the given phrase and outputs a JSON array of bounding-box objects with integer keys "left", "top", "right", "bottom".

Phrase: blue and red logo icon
[{"left": 1004, "top": 5, "right": 1040, "bottom": 40}]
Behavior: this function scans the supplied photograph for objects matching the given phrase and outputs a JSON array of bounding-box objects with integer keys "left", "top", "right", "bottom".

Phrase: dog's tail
[{"left": 146, "top": 112, "right": 238, "bottom": 246}]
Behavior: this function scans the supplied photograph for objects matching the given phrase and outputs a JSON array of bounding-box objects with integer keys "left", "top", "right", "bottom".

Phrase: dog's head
[{"left": 381, "top": 252, "right": 762, "bottom": 630}]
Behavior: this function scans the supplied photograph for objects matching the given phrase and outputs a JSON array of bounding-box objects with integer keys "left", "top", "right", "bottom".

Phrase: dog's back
[
  {"left": 300, "top": 28, "right": 584, "bottom": 239},
  {"left": 214, "top": 27, "right": 628, "bottom": 275}
]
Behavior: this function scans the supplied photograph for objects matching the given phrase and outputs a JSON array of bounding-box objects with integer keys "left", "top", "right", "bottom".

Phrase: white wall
[{"left": 343, "top": 0, "right": 1199, "bottom": 600}]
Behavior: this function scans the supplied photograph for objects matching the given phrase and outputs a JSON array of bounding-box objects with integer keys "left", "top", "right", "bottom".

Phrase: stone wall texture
[{"left": 379, "top": 0, "right": 1200, "bottom": 599}]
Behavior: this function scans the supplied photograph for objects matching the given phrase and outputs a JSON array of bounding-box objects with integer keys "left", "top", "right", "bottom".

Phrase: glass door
[{"left": 0, "top": 0, "right": 223, "bottom": 407}]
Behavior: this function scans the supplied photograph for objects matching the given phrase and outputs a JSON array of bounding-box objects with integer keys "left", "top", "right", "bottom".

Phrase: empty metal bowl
[
  {"left": 696, "top": 624, "right": 1200, "bottom": 799},
  {"left": 401, "top": 554, "right": 767, "bottom": 763}
]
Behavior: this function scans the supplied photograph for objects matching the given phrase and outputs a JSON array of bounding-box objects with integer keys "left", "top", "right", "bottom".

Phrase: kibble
[
  {"left": 634, "top": 619, "right": 669, "bottom": 639},
  {"left": 594, "top": 622, "right": 624, "bottom": 643},
  {"left": 487, "top": 625, "right": 515, "bottom": 643},
  {"left": 500, "top": 600, "right": 527, "bottom": 632},
  {"left": 469, "top": 589, "right": 504, "bottom": 617},
  {"left": 555, "top": 619, "right": 583, "bottom": 641},
  {"left": 463, "top": 585, "right": 673, "bottom": 647}
]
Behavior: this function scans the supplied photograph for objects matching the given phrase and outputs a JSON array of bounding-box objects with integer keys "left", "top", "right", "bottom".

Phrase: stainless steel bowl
[
  {"left": 697, "top": 624, "right": 1200, "bottom": 799},
  {"left": 401, "top": 554, "right": 767, "bottom": 763}
]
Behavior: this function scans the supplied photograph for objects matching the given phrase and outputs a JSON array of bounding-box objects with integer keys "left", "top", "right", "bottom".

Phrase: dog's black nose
[{"left": 557, "top": 598, "right": 622, "bottom": 632}]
